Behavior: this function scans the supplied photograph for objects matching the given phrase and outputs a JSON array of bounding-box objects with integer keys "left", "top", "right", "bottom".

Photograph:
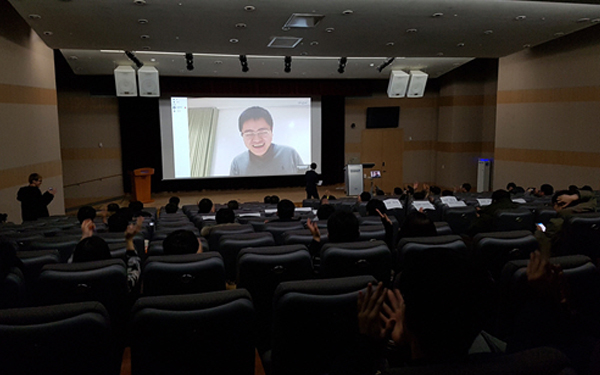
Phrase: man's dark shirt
[{"left": 17, "top": 186, "right": 54, "bottom": 221}]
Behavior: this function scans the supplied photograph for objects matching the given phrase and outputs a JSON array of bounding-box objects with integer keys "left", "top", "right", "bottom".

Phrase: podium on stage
[
  {"left": 130, "top": 168, "right": 154, "bottom": 203},
  {"left": 344, "top": 164, "right": 364, "bottom": 196}
]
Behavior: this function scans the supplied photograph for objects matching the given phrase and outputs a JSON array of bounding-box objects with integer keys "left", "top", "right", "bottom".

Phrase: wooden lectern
[{"left": 130, "top": 168, "right": 154, "bottom": 203}]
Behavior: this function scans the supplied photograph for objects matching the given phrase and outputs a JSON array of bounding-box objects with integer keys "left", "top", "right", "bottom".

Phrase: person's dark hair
[
  {"left": 406, "top": 186, "right": 415, "bottom": 195},
  {"left": 270, "top": 195, "right": 280, "bottom": 204},
  {"left": 491, "top": 189, "right": 511, "bottom": 203},
  {"left": 0, "top": 213, "right": 7, "bottom": 224},
  {"left": 128, "top": 201, "right": 144, "bottom": 212},
  {"left": 366, "top": 199, "right": 386, "bottom": 216},
  {"left": 413, "top": 191, "right": 426, "bottom": 200},
  {"left": 359, "top": 191, "right": 371, "bottom": 203},
  {"left": 580, "top": 185, "right": 593, "bottom": 192},
  {"left": 77, "top": 206, "right": 97, "bottom": 224},
  {"left": 461, "top": 183, "right": 472, "bottom": 192},
  {"left": 216, "top": 208, "right": 235, "bottom": 224},
  {"left": 393, "top": 187, "right": 403, "bottom": 196},
  {"left": 169, "top": 196, "right": 180, "bottom": 207},
  {"left": 429, "top": 186, "right": 441, "bottom": 196},
  {"left": 227, "top": 200, "right": 239, "bottom": 210},
  {"left": 310, "top": 162, "right": 317, "bottom": 170},
  {"left": 163, "top": 230, "right": 199, "bottom": 255},
  {"left": 506, "top": 182, "right": 517, "bottom": 191},
  {"left": 327, "top": 211, "right": 359, "bottom": 243},
  {"left": 539, "top": 184, "right": 554, "bottom": 196},
  {"left": 198, "top": 198, "right": 213, "bottom": 213},
  {"left": 263, "top": 195, "right": 272, "bottom": 204},
  {"left": 28, "top": 173, "right": 42, "bottom": 184},
  {"left": 73, "top": 236, "right": 111, "bottom": 263},
  {"left": 316, "top": 204, "right": 335, "bottom": 220},
  {"left": 164, "top": 203, "right": 178, "bottom": 214},
  {"left": 238, "top": 106, "right": 273, "bottom": 132},
  {"left": 277, "top": 199, "right": 295, "bottom": 220},
  {"left": 399, "top": 248, "right": 494, "bottom": 361},
  {"left": 441, "top": 190, "right": 454, "bottom": 197},
  {"left": 107, "top": 210, "right": 131, "bottom": 232},
  {"left": 107, "top": 203, "right": 120, "bottom": 213},
  {"left": 399, "top": 211, "right": 436, "bottom": 239}
]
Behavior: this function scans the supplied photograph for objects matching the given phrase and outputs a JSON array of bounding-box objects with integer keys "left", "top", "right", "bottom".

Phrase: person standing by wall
[{"left": 16, "top": 173, "right": 55, "bottom": 221}]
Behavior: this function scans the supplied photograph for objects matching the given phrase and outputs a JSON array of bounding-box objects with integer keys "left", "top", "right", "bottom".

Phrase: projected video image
[{"left": 168, "top": 97, "right": 312, "bottom": 178}]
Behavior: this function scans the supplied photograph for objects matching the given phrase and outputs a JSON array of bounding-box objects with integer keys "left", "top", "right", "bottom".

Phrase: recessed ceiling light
[
  {"left": 457, "top": 42, "right": 465, "bottom": 47},
  {"left": 437, "top": 52, "right": 444, "bottom": 56},
  {"left": 43, "top": 31, "right": 53, "bottom": 36},
  {"left": 140, "top": 35, "right": 150, "bottom": 39},
  {"left": 300, "top": 52, "right": 308, "bottom": 56},
  {"left": 554, "top": 32, "right": 565, "bottom": 37},
  {"left": 310, "top": 41, "right": 318, "bottom": 46},
  {"left": 523, "top": 44, "right": 532, "bottom": 48},
  {"left": 68, "top": 56, "right": 78, "bottom": 60},
  {"left": 369, "top": 63, "right": 375, "bottom": 67},
  {"left": 484, "top": 30, "right": 493, "bottom": 35},
  {"left": 244, "top": 5, "right": 256, "bottom": 12},
  {"left": 432, "top": 12, "right": 443, "bottom": 18},
  {"left": 282, "top": 27, "right": 290, "bottom": 31},
  {"left": 138, "top": 19, "right": 148, "bottom": 24},
  {"left": 325, "top": 27, "right": 334, "bottom": 33},
  {"left": 28, "top": 14, "right": 41, "bottom": 20},
  {"left": 150, "top": 58, "right": 156, "bottom": 62},
  {"left": 175, "top": 36, "right": 179, "bottom": 40},
  {"left": 342, "top": 10, "right": 353, "bottom": 15},
  {"left": 386, "top": 42, "right": 395, "bottom": 46},
  {"left": 592, "top": 18, "right": 600, "bottom": 23},
  {"left": 214, "top": 61, "right": 223, "bottom": 65},
  {"left": 229, "top": 38, "right": 239, "bottom": 43},
  {"left": 406, "top": 28, "right": 417, "bottom": 33},
  {"left": 133, "top": 0, "right": 146, "bottom": 5},
  {"left": 236, "top": 23, "right": 247, "bottom": 29},
  {"left": 515, "top": 15, "right": 526, "bottom": 21},
  {"left": 577, "top": 18, "right": 590, "bottom": 23}
]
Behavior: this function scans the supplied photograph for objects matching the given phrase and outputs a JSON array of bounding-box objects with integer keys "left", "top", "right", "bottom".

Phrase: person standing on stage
[
  {"left": 305, "top": 162, "right": 320, "bottom": 199},
  {"left": 17, "top": 173, "right": 56, "bottom": 221}
]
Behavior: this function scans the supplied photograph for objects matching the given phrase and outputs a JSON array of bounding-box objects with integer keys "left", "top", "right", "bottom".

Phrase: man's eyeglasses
[{"left": 241, "top": 130, "right": 271, "bottom": 139}]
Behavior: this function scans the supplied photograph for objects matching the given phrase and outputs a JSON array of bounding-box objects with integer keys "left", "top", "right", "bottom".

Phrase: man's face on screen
[{"left": 241, "top": 118, "right": 273, "bottom": 157}]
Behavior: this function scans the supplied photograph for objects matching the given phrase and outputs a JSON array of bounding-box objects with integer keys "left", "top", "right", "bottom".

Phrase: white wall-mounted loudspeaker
[
  {"left": 114, "top": 66, "right": 137, "bottom": 97},
  {"left": 138, "top": 66, "right": 160, "bottom": 97},
  {"left": 406, "top": 70, "right": 428, "bottom": 98},
  {"left": 387, "top": 70, "right": 409, "bottom": 98}
]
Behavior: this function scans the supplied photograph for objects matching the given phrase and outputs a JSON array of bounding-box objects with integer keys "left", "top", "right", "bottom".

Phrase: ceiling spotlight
[
  {"left": 125, "top": 51, "right": 144, "bottom": 68},
  {"left": 338, "top": 57, "right": 347, "bottom": 74},
  {"left": 284, "top": 56, "right": 292, "bottom": 73},
  {"left": 138, "top": 19, "right": 148, "bottom": 24},
  {"left": 244, "top": 5, "right": 256, "bottom": 11},
  {"left": 376, "top": 57, "right": 395, "bottom": 73},
  {"left": 515, "top": 15, "right": 526, "bottom": 21},
  {"left": 239, "top": 55, "right": 249, "bottom": 72},
  {"left": 28, "top": 14, "right": 41, "bottom": 19},
  {"left": 185, "top": 52, "right": 194, "bottom": 71}
]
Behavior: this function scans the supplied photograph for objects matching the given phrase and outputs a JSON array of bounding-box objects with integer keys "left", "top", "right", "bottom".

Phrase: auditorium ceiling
[{"left": 7, "top": 0, "right": 600, "bottom": 79}]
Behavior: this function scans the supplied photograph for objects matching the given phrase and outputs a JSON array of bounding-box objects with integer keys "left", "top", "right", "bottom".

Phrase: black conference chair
[
  {"left": 0, "top": 266, "right": 26, "bottom": 309},
  {"left": 16, "top": 249, "right": 60, "bottom": 294},
  {"left": 536, "top": 208, "right": 558, "bottom": 226},
  {"left": 493, "top": 208, "right": 535, "bottom": 232},
  {"left": 266, "top": 275, "right": 375, "bottom": 375},
  {"left": 96, "top": 232, "right": 145, "bottom": 254},
  {"left": 283, "top": 228, "right": 329, "bottom": 246},
  {"left": 319, "top": 240, "right": 392, "bottom": 282},
  {"left": 262, "top": 221, "right": 305, "bottom": 245},
  {"left": 131, "top": 289, "right": 256, "bottom": 375},
  {"left": 218, "top": 232, "right": 275, "bottom": 281},
  {"left": 443, "top": 206, "right": 478, "bottom": 235},
  {"left": 397, "top": 235, "right": 467, "bottom": 267},
  {"left": 142, "top": 252, "right": 226, "bottom": 296},
  {"left": 237, "top": 244, "right": 313, "bottom": 352},
  {"left": 146, "top": 237, "right": 209, "bottom": 258},
  {"left": 152, "top": 226, "right": 201, "bottom": 241},
  {"left": 559, "top": 212, "right": 600, "bottom": 259},
  {"left": 27, "top": 235, "right": 81, "bottom": 263},
  {"left": 358, "top": 224, "right": 387, "bottom": 241},
  {"left": 35, "top": 259, "right": 129, "bottom": 332},
  {"left": 0, "top": 301, "right": 121, "bottom": 375},
  {"left": 473, "top": 230, "right": 538, "bottom": 280},
  {"left": 207, "top": 224, "right": 254, "bottom": 253},
  {"left": 434, "top": 221, "right": 453, "bottom": 236}
]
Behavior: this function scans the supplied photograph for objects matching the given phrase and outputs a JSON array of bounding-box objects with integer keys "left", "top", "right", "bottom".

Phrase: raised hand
[{"left": 358, "top": 282, "right": 391, "bottom": 340}]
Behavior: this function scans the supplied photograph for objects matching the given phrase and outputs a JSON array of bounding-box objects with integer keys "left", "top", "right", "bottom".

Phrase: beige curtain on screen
[{"left": 188, "top": 107, "right": 219, "bottom": 177}]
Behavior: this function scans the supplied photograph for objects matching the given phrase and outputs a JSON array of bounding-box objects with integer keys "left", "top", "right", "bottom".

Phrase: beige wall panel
[
  {"left": 0, "top": 30, "right": 56, "bottom": 89},
  {"left": 58, "top": 96, "right": 120, "bottom": 148},
  {"left": 63, "top": 177, "right": 124, "bottom": 208},
  {"left": 495, "top": 102, "right": 600, "bottom": 152},
  {"left": 399, "top": 107, "right": 438, "bottom": 141},
  {"left": 61, "top": 159, "right": 123, "bottom": 186},
  {"left": 481, "top": 105, "right": 497, "bottom": 142},
  {"left": 493, "top": 160, "right": 600, "bottom": 191},
  {"left": 435, "top": 152, "right": 481, "bottom": 189},
  {"left": 437, "top": 106, "right": 484, "bottom": 143},
  {"left": 0, "top": 103, "right": 61, "bottom": 168},
  {"left": 403, "top": 150, "right": 436, "bottom": 184},
  {"left": 345, "top": 152, "right": 361, "bottom": 165}
]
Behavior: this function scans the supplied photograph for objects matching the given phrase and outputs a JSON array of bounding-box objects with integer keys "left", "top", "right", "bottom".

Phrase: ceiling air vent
[
  {"left": 268, "top": 36, "right": 303, "bottom": 49},
  {"left": 283, "top": 13, "right": 324, "bottom": 28}
]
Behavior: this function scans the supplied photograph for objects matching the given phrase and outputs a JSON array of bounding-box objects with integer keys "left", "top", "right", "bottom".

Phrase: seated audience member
[
  {"left": 162, "top": 229, "right": 203, "bottom": 255},
  {"left": 197, "top": 198, "right": 214, "bottom": 214},
  {"left": 306, "top": 211, "right": 360, "bottom": 258},
  {"left": 366, "top": 199, "right": 386, "bottom": 217},
  {"left": 263, "top": 195, "right": 272, "bottom": 204},
  {"left": 129, "top": 200, "right": 152, "bottom": 217},
  {"left": 269, "top": 199, "right": 297, "bottom": 222},
  {"left": 107, "top": 203, "right": 120, "bottom": 213},
  {"left": 333, "top": 248, "right": 494, "bottom": 374},
  {"left": 77, "top": 205, "right": 97, "bottom": 224},
  {"left": 460, "top": 182, "right": 472, "bottom": 193},
  {"left": 468, "top": 189, "right": 518, "bottom": 236},
  {"left": 375, "top": 186, "right": 385, "bottom": 196},
  {"left": 507, "top": 182, "right": 526, "bottom": 195},
  {"left": 397, "top": 211, "right": 437, "bottom": 240},
  {"left": 412, "top": 191, "right": 427, "bottom": 200},
  {"left": 525, "top": 183, "right": 554, "bottom": 200},
  {"left": 359, "top": 191, "right": 372, "bottom": 203},
  {"left": 441, "top": 189, "right": 454, "bottom": 197},
  {"left": 321, "top": 190, "right": 336, "bottom": 201},
  {"left": 429, "top": 185, "right": 441, "bottom": 196},
  {"left": 107, "top": 209, "right": 133, "bottom": 232},
  {"left": 536, "top": 188, "right": 597, "bottom": 257},
  {"left": 270, "top": 195, "right": 280, "bottom": 204},
  {"left": 393, "top": 187, "right": 403, "bottom": 196},
  {"left": 580, "top": 185, "right": 594, "bottom": 192},
  {"left": 227, "top": 200, "right": 240, "bottom": 210},
  {"left": 200, "top": 208, "right": 238, "bottom": 238},
  {"left": 169, "top": 196, "right": 181, "bottom": 208},
  {"left": 73, "top": 218, "right": 142, "bottom": 292},
  {"left": 163, "top": 203, "right": 178, "bottom": 214},
  {"left": 317, "top": 204, "right": 336, "bottom": 221}
]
